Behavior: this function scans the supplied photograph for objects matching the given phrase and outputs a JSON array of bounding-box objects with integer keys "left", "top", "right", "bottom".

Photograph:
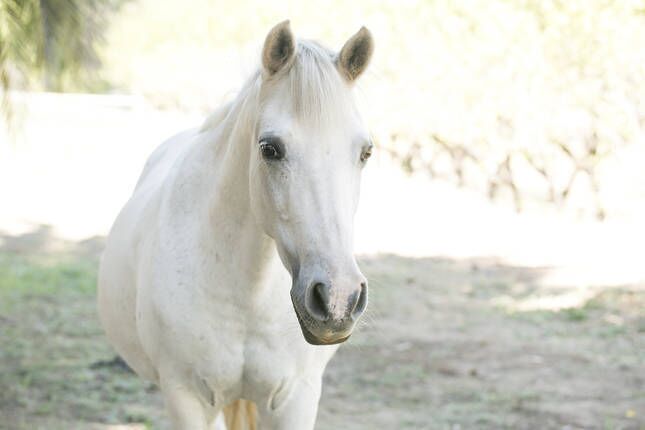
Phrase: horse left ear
[{"left": 337, "top": 27, "right": 374, "bottom": 82}]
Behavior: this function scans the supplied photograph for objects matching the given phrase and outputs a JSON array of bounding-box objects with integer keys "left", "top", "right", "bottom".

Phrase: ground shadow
[
  {"left": 0, "top": 224, "right": 105, "bottom": 258},
  {"left": 0, "top": 226, "right": 643, "bottom": 429}
]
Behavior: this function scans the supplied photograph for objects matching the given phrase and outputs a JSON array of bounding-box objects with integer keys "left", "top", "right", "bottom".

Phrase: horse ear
[
  {"left": 262, "top": 20, "right": 296, "bottom": 76},
  {"left": 337, "top": 27, "right": 374, "bottom": 82}
]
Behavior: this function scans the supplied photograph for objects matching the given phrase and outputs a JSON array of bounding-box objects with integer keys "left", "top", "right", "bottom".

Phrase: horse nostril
[
  {"left": 306, "top": 282, "right": 331, "bottom": 321},
  {"left": 351, "top": 282, "right": 368, "bottom": 319}
]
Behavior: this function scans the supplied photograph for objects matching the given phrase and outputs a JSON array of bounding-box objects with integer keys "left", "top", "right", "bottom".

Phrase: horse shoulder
[{"left": 98, "top": 128, "right": 204, "bottom": 379}]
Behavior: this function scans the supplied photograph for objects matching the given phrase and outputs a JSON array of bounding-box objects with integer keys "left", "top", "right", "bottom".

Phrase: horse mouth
[{"left": 292, "top": 299, "right": 352, "bottom": 345}]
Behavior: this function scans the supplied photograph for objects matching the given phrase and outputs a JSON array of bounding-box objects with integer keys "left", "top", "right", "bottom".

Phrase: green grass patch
[{"left": 0, "top": 252, "right": 166, "bottom": 430}]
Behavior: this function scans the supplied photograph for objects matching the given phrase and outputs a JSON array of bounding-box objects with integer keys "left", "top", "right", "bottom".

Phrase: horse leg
[
  {"left": 258, "top": 376, "right": 322, "bottom": 430},
  {"left": 160, "top": 376, "right": 210, "bottom": 430}
]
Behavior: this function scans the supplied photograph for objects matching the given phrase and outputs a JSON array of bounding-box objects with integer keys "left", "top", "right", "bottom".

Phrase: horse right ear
[{"left": 262, "top": 20, "right": 296, "bottom": 76}]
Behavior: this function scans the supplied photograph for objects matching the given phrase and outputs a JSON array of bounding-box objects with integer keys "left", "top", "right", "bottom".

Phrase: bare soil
[{"left": 0, "top": 227, "right": 643, "bottom": 429}]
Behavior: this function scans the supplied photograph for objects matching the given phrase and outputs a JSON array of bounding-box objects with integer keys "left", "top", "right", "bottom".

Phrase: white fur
[{"left": 98, "top": 33, "right": 371, "bottom": 429}]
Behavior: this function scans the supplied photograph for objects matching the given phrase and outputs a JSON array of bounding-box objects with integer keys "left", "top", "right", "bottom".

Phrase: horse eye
[
  {"left": 360, "top": 145, "right": 373, "bottom": 163},
  {"left": 259, "top": 140, "right": 283, "bottom": 160}
]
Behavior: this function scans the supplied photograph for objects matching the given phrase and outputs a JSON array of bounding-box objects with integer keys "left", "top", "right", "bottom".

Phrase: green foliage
[{"left": 0, "top": 0, "right": 124, "bottom": 94}]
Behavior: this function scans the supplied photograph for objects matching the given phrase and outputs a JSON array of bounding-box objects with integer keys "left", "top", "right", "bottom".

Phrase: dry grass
[{"left": 1, "top": 232, "right": 643, "bottom": 429}]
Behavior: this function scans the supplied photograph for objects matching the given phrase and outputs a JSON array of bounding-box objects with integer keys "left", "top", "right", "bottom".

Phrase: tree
[{"left": 1, "top": 0, "right": 123, "bottom": 123}]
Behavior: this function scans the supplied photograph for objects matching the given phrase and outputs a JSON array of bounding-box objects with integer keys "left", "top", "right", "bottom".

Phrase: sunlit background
[{"left": 1, "top": 1, "right": 644, "bottom": 429}]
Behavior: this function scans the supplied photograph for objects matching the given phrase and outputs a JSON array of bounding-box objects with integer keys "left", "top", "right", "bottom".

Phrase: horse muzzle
[{"left": 290, "top": 271, "right": 368, "bottom": 345}]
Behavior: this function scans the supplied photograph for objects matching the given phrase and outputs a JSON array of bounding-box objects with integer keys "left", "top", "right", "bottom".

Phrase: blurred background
[{"left": 1, "top": 0, "right": 644, "bottom": 429}]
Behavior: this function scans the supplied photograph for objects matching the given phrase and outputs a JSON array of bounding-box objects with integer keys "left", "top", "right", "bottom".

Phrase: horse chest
[
  {"left": 161, "top": 272, "right": 313, "bottom": 401},
  {"left": 183, "top": 306, "right": 318, "bottom": 409}
]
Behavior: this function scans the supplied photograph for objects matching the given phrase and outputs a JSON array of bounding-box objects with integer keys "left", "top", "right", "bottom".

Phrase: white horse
[{"left": 98, "top": 21, "right": 374, "bottom": 430}]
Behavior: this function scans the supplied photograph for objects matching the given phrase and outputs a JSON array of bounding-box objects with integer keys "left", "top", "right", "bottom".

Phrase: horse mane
[{"left": 200, "top": 39, "right": 350, "bottom": 134}]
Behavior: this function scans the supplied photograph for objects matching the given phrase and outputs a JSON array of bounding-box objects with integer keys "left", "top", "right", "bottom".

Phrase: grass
[
  {"left": 0, "top": 252, "right": 166, "bottom": 430},
  {"left": 1, "top": 250, "right": 643, "bottom": 429}
]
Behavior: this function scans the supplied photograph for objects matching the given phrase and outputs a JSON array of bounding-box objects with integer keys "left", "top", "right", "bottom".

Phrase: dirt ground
[{"left": 0, "top": 227, "right": 643, "bottom": 430}]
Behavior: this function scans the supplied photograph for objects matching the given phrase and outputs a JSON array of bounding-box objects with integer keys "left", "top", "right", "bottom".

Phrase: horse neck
[{"left": 202, "top": 82, "right": 280, "bottom": 289}]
